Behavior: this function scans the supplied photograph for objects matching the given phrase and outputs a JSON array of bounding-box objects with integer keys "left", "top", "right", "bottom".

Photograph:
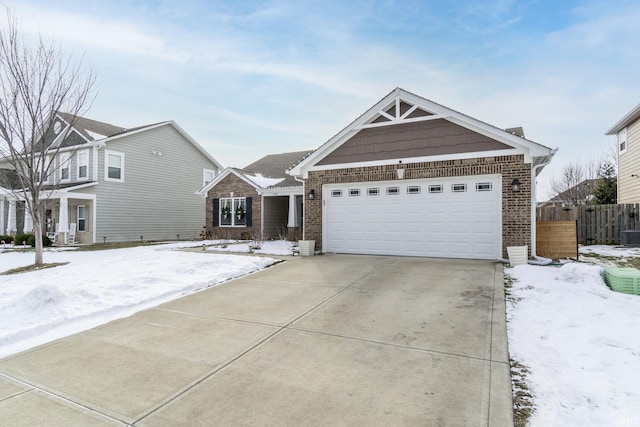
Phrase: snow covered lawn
[
  {"left": 506, "top": 246, "right": 640, "bottom": 426},
  {"left": 0, "top": 241, "right": 280, "bottom": 358}
]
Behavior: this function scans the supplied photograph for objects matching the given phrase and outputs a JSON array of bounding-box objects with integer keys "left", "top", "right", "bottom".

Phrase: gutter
[
  {"left": 294, "top": 175, "right": 305, "bottom": 240},
  {"left": 530, "top": 149, "right": 557, "bottom": 260}
]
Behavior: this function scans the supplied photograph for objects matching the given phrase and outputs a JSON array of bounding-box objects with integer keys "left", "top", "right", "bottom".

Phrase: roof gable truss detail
[{"left": 360, "top": 97, "right": 438, "bottom": 129}]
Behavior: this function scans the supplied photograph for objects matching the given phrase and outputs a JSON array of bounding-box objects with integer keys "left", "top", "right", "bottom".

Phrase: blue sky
[{"left": 6, "top": 0, "right": 640, "bottom": 199}]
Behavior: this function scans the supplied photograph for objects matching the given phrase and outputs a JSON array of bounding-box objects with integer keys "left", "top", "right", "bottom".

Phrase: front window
[
  {"left": 59, "top": 152, "right": 70, "bottom": 182},
  {"left": 220, "top": 197, "right": 246, "bottom": 227},
  {"left": 77, "top": 205, "right": 86, "bottom": 231},
  {"left": 77, "top": 150, "right": 89, "bottom": 180},
  {"left": 105, "top": 150, "right": 124, "bottom": 182}
]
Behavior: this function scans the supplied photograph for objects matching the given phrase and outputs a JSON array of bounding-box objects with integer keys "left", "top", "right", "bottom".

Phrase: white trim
[
  {"left": 618, "top": 127, "right": 628, "bottom": 155},
  {"left": 93, "top": 145, "right": 99, "bottom": 181},
  {"left": 259, "top": 186, "right": 303, "bottom": 196},
  {"left": 77, "top": 204, "right": 87, "bottom": 232},
  {"left": 104, "top": 150, "right": 125, "bottom": 182},
  {"left": 59, "top": 152, "right": 71, "bottom": 183},
  {"left": 102, "top": 121, "right": 223, "bottom": 171},
  {"left": 76, "top": 149, "right": 90, "bottom": 181},
  {"left": 197, "top": 168, "right": 260, "bottom": 195},
  {"left": 218, "top": 197, "right": 248, "bottom": 227},
  {"left": 203, "top": 168, "right": 216, "bottom": 187}
]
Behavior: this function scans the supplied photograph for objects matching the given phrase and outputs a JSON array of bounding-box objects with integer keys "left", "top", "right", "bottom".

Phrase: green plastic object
[{"left": 604, "top": 268, "right": 640, "bottom": 296}]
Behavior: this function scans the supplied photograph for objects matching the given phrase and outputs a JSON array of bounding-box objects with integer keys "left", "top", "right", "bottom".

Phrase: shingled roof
[
  {"left": 239, "top": 150, "right": 313, "bottom": 188},
  {"left": 57, "top": 112, "right": 127, "bottom": 141}
]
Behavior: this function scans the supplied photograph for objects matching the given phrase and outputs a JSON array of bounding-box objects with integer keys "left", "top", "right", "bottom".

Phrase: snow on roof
[
  {"left": 85, "top": 129, "right": 107, "bottom": 141},
  {"left": 243, "top": 173, "right": 285, "bottom": 188}
]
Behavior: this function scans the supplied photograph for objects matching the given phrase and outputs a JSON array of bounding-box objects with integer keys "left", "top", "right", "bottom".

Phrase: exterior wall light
[
  {"left": 511, "top": 178, "right": 521, "bottom": 192},
  {"left": 308, "top": 189, "right": 315, "bottom": 200}
]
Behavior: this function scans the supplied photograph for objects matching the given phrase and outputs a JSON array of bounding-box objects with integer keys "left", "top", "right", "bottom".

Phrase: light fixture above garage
[
  {"left": 511, "top": 178, "right": 521, "bottom": 192},
  {"left": 308, "top": 189, "right": 315, "bottom": 200}
]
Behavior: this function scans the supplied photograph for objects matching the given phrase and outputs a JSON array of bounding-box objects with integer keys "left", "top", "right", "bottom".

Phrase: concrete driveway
[{"left": 0, "top": 255, "right": 513, "bottom": 426}]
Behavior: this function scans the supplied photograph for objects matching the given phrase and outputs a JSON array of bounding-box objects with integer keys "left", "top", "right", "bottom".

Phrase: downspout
[
  {"left": 531, "top": 150, "right": 557, "bottom": 260},
  {"left": 294, "top": 175, "right": 305, "bottom": 240}
]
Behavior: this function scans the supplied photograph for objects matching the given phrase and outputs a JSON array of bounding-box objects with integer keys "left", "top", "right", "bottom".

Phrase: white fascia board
[
  {"left": 605, "top": 103, "right": 640, "bottom": 135},
  {"left": 304, "top": 148, "right": 522, "bottom": 173},
  {"left": 103, "top": 121, "right": 224, "bottom": 171},
  {"left": 259, "top": 186, "right": 303, "bottom": 196},
  {"left": 196, "top": 168, "right": 260, "bottom": 196}
]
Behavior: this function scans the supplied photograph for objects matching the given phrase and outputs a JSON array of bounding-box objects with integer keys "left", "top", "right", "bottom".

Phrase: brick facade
[
  {"left": 205, "top": 174, "right": 261, "bottom": 240},
  {"left": 304, "top": 155, "right": 531, "bottom": 258}
]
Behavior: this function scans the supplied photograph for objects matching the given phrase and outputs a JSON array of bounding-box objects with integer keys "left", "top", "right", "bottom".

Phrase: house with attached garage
[
  {"left": 0, "top": 112, "right": 222, "bottom": 244},
  {"left": 200, "top": 150, "right": 312, "bottom": 240},
  {"left": 288, "top": 88, "right": 557, "bottom": 260},
  {"left": 606, "top": 102, "right": 640, "bottom": 203}
]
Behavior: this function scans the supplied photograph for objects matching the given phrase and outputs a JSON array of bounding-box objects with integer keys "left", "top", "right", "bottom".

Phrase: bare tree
[
  {"left": 0, "top": 8, "right": 95, "bottom": 265},
  {"left": 548, "top": 159, "right": 601, "bottom": 206}
]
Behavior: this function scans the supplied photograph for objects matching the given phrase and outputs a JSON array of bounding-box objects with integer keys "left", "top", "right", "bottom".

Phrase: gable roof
[
  {"left": 198, "top": 150, "right": 312, "bottom": 195},
  {"left": 289, "top": 87, "right": 555, "bottom": 177},
  {"left": 51, "top": 113, "right": 222, "bottom": 170},
  {"left": 606, "top": 102, "right": 640, "bottom": 135}
]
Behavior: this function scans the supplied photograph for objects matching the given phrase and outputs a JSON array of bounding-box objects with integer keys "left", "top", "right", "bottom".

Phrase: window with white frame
[
  {"left": 219, "top": 197, "right": 247, "bottom": 227},
  {"left": 77, "top": 150, "right": 89, "bottom": 180},
  {"left": 105, "top": 150, "right": 124, "bottom": 182},
  {"left": 619, "top": 128, "right": 628, "bottom": 154},
  {"left": 77, "top": 205, "right": 86, "bottom": 232},
  {"left": 59, "top": 152, "right": 71, "bottom": 182},
  {"left": 36, "top": 155, "right": 52, "bottom": 183},
  {"left": 203, "top": 169, "right": 216, "bottom": 186}
]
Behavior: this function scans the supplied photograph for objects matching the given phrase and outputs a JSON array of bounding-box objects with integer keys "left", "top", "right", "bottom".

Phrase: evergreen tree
[{"left": 593, "top": 162, "right": 617, "bottom": 205}]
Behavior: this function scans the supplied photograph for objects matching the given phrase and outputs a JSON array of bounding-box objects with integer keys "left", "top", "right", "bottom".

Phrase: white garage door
[{"left": 323, "top": 175, "right": 502, "bottom": 260}]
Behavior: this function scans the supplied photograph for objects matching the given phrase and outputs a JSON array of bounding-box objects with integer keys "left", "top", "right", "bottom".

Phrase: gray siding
[
  {"left": 318, "top": 119, "right": 511, "bottom": 165},
  {"left": 74, "top": 125, "right": 218, "bottom": 242}
]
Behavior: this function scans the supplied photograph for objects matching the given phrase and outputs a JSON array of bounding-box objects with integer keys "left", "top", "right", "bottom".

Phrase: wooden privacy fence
[
  {"left": 536, "top": 221, "right": 578, "bottom": 259},
  {"left": 536, "top": 204, "right": 640, "bottom": 245}
]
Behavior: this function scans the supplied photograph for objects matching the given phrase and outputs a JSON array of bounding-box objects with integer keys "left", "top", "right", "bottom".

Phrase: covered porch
[
  {"left": 261, "top": 191, "right": 303, "bottom": 240},
  {"left": 0, "top": 191, "right": 96, "bottom": 245}
]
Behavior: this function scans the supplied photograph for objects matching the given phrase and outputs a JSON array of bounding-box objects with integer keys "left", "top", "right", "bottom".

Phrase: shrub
[{"left": 4, "top": 233, "right": 52, "bottom": 247}]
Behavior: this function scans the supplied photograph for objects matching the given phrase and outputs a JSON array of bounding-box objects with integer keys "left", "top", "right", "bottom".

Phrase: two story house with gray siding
[{"left": 0, "top": 112, "right": 222, "bottom": 244}]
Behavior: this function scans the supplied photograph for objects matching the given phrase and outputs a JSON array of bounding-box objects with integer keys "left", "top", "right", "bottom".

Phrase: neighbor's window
[
  {"left": 619, "top": 128, "right": 627, "bottom": 154},
  {"left": 59, "top": 152, "right": 71, "bottom": 182},
  {"left": 203, "top": 169, "right": 216, "bottom": 186},
  {"left": 105, "top": 150, "right": 124, "bottom": 182},
  {"left": 220, "top": 197, "right": 247, "bottom": 227},
  {"left": 77, "top": 150, "right": 89, "bottom": 180},
  {"left": 77, "top": 205, "right": 86, "bottom": 232}
]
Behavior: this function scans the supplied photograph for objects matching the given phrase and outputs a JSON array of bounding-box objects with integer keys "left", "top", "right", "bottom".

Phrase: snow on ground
[
  {"left": 507, "top": 247, "right": 640, "bottom": 426},
  {"left": 206, "top": 240, "right": 295, "bottom": 255},
  {"left": 0, "top": 242, "right": 280, "bottom": 358}
]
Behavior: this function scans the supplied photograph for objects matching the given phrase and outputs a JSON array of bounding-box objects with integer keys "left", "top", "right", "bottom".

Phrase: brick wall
[
  {"left": 205, "top": 174, "right": 261, "bottom": 240},
  {"left": 304, "top": 155, "right": 531, "bottom": 257}
]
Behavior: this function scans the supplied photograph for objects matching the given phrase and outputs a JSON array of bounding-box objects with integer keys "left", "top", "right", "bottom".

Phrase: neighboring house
[
  {"left": 539, "top": 178, "right": 598, "bottom": 208},
  {"left": 288, "top": 88, "right": 556, "bottom": 260},
  {"left": 200, "top": 150, "right": 312, "bottom": 240},
  {"left": 0, "top": 112, "right": 222, "bottom": 243},
  {"left": 606, "top": 103, "right": 640, "bottom": 203}
]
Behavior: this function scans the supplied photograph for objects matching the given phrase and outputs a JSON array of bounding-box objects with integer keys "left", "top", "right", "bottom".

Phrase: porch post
[
  {"left": 7, "top": 199, "right": 17, "bottom": 235},
  {"left": 0, "top": 199, "right": 5, "bottom": 235},
  {"left": 24, "top": 207, "right": 33, "bottom": 233},
  {"left": 287, "top": 194, "right": 298, "bottom": 227},
  {"left": 58, "top": 196, "right": 69, "bottom": 244}
]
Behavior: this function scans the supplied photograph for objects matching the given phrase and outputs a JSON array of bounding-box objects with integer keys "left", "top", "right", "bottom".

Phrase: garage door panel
[{"left": 324, "top": 175, "right": 501, "bottom": 260}]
